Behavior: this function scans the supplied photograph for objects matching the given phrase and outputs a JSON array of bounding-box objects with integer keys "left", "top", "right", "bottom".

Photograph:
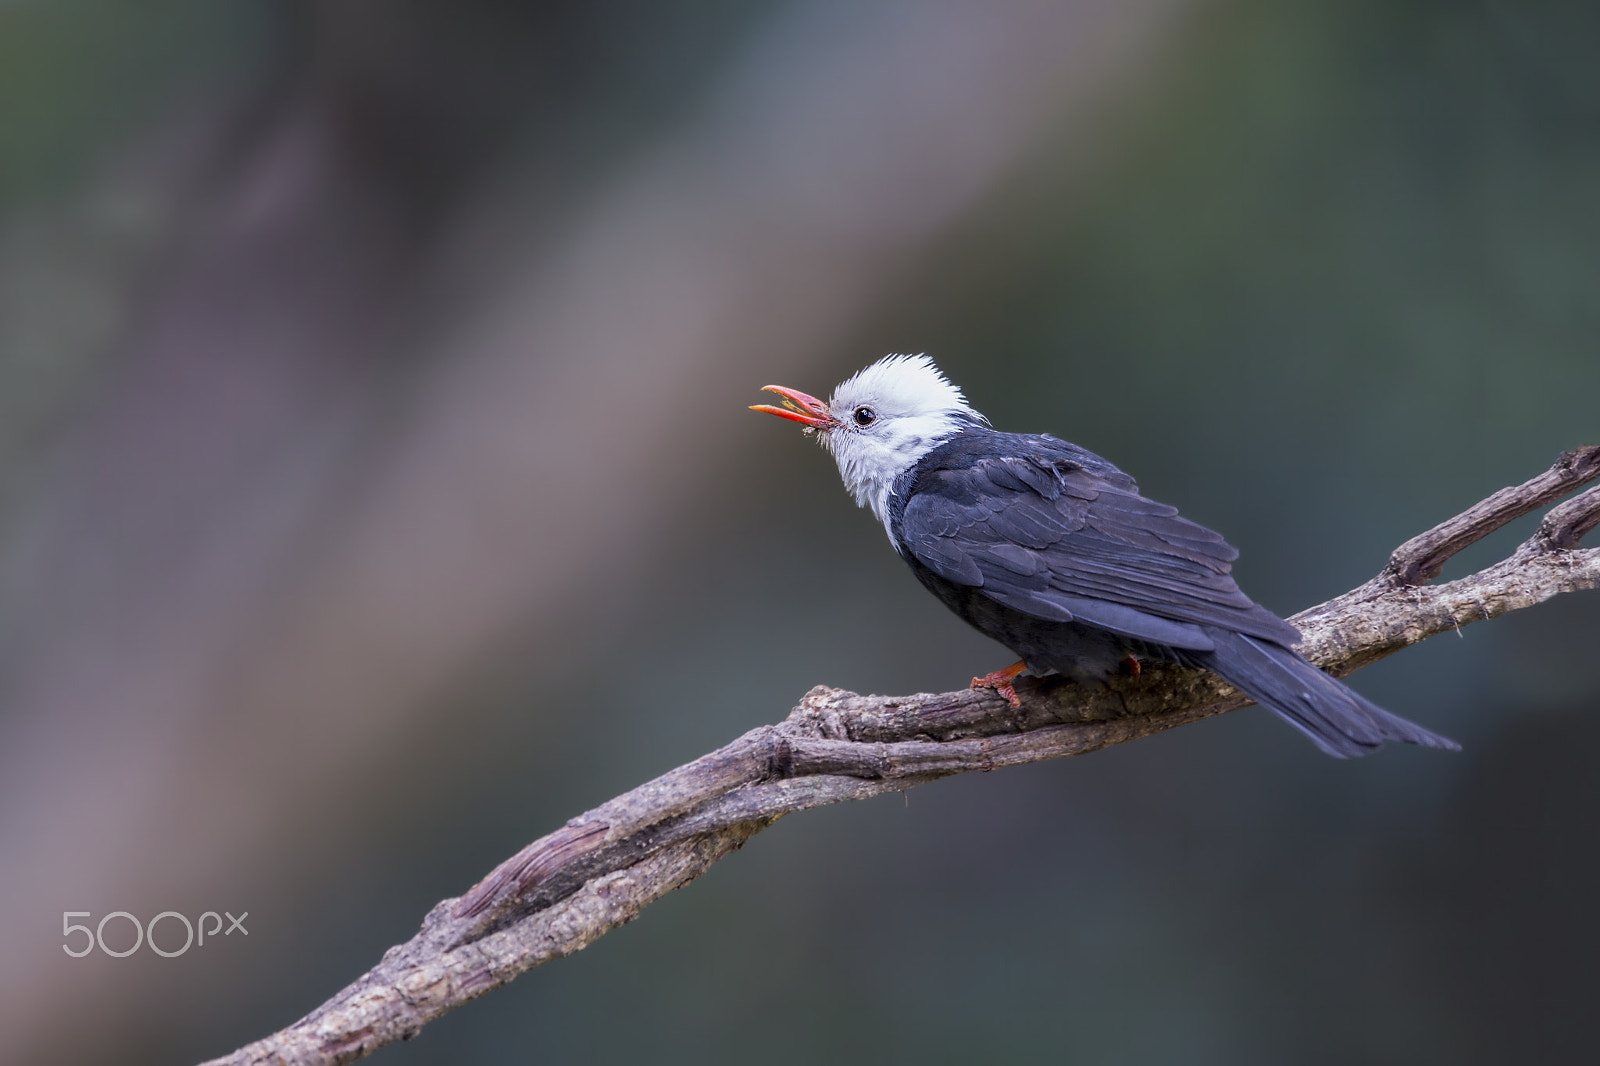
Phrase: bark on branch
[{"left": 202, "top": 447, "right": 1600, "bottom": 1066}]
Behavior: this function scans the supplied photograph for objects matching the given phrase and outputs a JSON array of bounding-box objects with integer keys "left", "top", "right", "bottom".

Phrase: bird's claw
[{"left": 971, "top": 661, "right": 1027, "bottom": 708}]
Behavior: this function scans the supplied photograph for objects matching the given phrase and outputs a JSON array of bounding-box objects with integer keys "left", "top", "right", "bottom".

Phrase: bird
[{"left": 751, "top": 354, "right": 1458, "bottom": 758}]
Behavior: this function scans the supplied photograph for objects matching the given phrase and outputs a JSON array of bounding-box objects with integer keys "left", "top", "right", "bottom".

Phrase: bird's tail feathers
[{"left": 1197, "top": 627, "right": 1460, "bottom": 758}]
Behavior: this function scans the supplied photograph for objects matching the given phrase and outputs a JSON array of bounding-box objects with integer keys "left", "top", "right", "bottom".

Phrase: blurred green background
[{"left": 2, "top": 1, "right": 1597, "bottom": 1063}]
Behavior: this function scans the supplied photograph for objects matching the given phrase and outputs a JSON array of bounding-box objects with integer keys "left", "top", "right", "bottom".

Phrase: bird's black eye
[{"left": 853, "top": 406, "right": 877, "bottom": 427}]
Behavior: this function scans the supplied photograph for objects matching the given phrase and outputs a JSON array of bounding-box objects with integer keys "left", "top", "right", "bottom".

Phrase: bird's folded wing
[{"left": 899, "top": 451, "right": 1301, "bottom": 647}]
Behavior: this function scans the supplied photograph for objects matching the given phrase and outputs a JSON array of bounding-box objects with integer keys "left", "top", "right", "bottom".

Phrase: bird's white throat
[{"left": 819, "top": 354, "right": 984, "bottom": 533}]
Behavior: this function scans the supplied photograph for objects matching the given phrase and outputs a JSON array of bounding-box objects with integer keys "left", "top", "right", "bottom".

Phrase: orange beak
[{"left": 750, "top": 385, "right": 837, "bottom": 429}]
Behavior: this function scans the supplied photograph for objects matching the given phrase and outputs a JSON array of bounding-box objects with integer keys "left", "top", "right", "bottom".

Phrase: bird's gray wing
[{"left": 899, "top": 452, "right": 1301, "bottom": 649}]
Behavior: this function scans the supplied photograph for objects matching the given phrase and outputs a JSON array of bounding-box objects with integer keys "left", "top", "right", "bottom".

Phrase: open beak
[{"left": 750, "top": 385, "right": 837, "bottom": 429}]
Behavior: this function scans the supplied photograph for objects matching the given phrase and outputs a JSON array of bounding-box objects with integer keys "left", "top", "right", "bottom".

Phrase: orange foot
[
  {"left": 971, "top": 660, "right": 1027, "bottom": 708},
  {"left": 1121, "top": 653, "right": 1141, "bottom": 677}
]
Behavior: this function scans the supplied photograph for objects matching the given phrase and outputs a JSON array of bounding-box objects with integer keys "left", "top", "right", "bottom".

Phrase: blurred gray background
[{"left": 2, "top": 1, "right": 1598, "bottom": 1063}]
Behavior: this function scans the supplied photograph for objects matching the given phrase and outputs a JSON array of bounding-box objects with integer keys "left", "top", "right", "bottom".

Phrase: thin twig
[
  {"left": 202, "top": 449, "right": 1600, "bottom": 1066},
  {"left": 1532, "top": 482, "right": 1600, "bottom": 551},
  {"left": 1379, "top": 444, "right": 1600, "bottom": 587}
]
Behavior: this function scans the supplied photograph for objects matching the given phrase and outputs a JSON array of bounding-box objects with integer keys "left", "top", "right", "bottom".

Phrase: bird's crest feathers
[{"left": 830, "top": 354, "right": 983, "bottom": 426}]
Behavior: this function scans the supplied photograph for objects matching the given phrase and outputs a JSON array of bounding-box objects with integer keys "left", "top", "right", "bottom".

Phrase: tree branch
[
  {"left": 202, "top": 449, "right": 1600, "bottom": 1066},
  {"left": 1376, "top": 445, "right": 1600, "bottom": 586}
]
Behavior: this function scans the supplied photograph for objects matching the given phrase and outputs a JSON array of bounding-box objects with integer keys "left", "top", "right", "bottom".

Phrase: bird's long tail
[{"left": 1194, "top": 627, "right": 1460, "bottom": 758}]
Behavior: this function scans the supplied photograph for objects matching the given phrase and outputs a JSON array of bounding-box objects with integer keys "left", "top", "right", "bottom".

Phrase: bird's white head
[{"left": 752, "top": 354, "right": 985, "bottom": 530}]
